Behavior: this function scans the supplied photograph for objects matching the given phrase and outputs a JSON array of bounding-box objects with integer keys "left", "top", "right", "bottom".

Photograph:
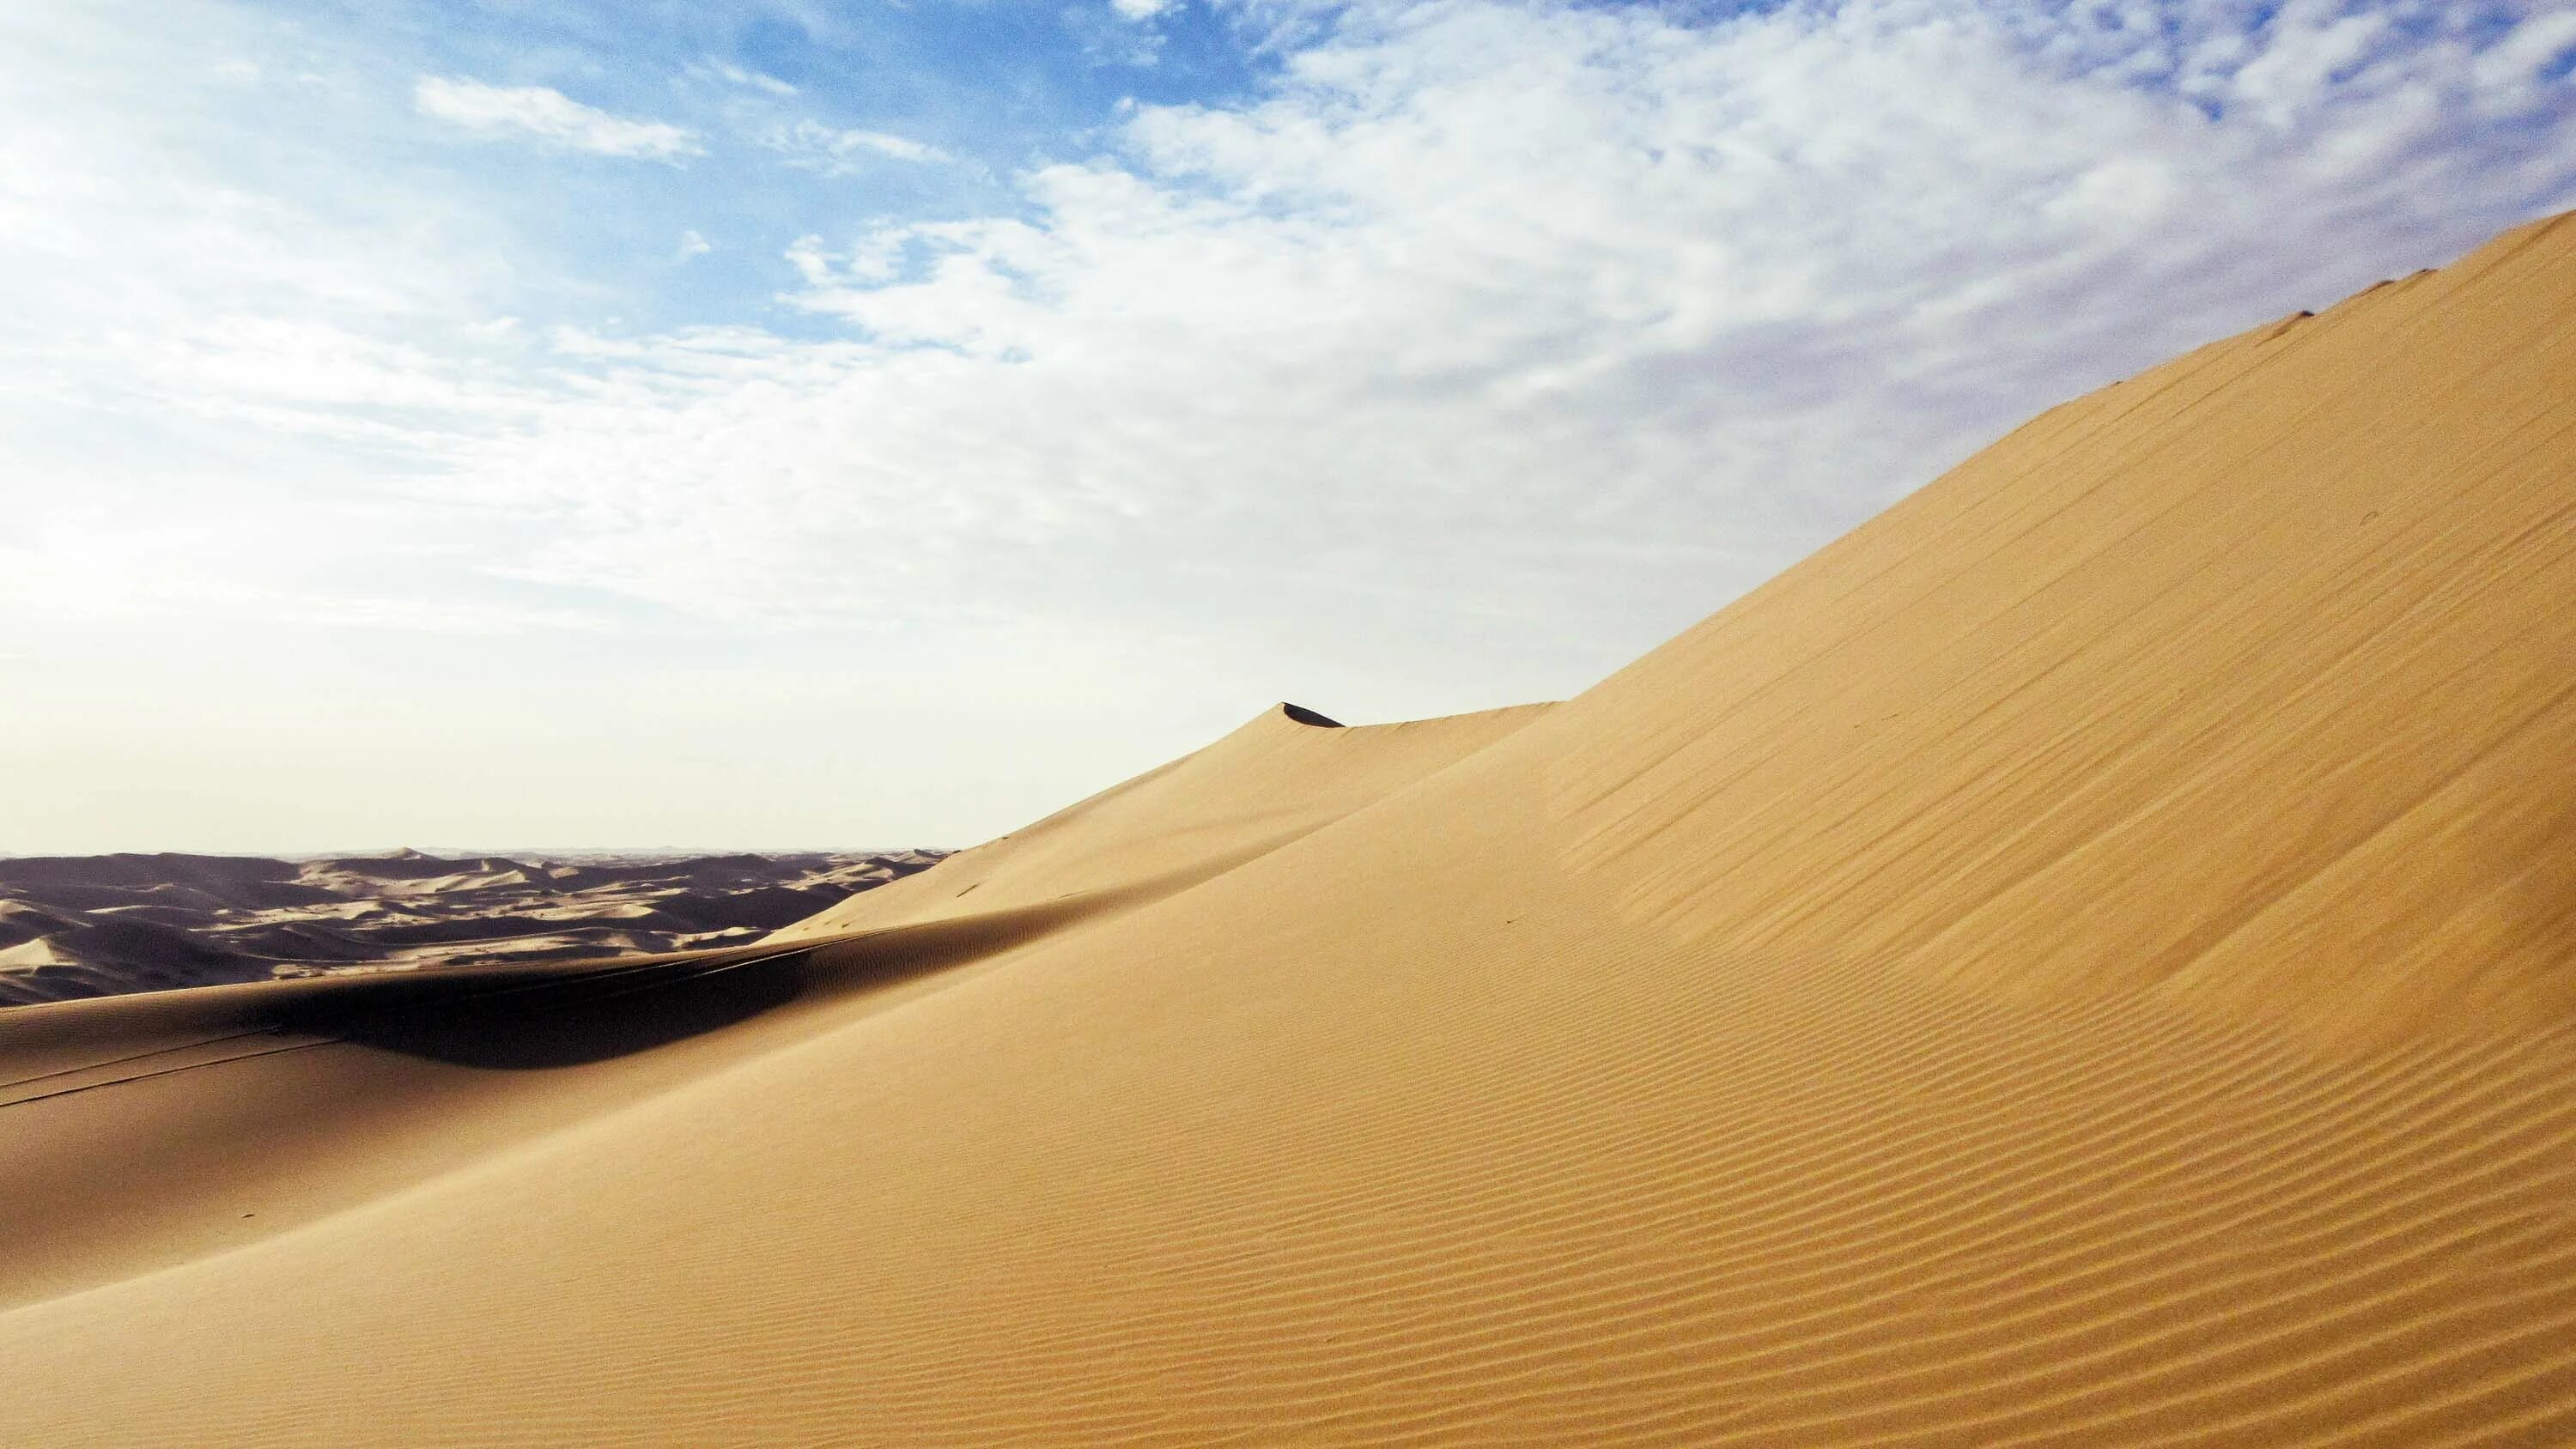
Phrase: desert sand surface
[
  {"left": 1, "top": 209, "right": 2572, "bottom": 1445},
  {"left": 0, "top": 848, "right": 942, "bottom": 1006}
]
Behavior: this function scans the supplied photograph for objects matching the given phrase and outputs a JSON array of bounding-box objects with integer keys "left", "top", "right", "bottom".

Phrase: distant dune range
[
  {"left": 2, "top": 211, "right": 2572, "bottom": 1443},
  {"left": 0, "top": 848, "right": 943, "bottom": 1006}
]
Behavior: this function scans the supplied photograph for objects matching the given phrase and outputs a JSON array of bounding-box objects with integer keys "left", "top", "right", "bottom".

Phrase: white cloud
[
  {"left": 712, "top": 60, "right": 798, "bottom": 96},
  {"left": 761, "top": 119, "right": 951, "bottom": 172},
  {"left": 678, "top": 228, "right": 713, "bottom": 259},
  {"left": 414, "top": 76, "right": 701, "bottom": 160},
  {"left": 444, "top": 0, "right": 2576, "bottom": 672},
  {"left": 1112, "top": 0, "right": 1179, "bottom": 19},
  {"left": 4, "top": 0, "right": 2574, "bottom": 848}
]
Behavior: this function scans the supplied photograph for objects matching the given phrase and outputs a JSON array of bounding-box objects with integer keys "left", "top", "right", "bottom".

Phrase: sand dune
[
  {"left": 775, "top": 700, "right": 1551, "bottom": 939},
  {"left": 0, "top": 848, "right": 942, "bottom": 1006},
  {"left": 1, "top": 211, "right": 2572, "bottom": 1444}
]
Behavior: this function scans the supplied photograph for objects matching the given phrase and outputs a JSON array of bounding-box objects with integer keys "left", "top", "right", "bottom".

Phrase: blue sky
[
  {"left": 155, "top": 1, "right": 1276, "bottom": 335},
  {"left": 3, "top": 0, "right": 2573, "bottom": 853},
  {"left": 372, "top": 0, "right": 1274, "bottom": 333}
]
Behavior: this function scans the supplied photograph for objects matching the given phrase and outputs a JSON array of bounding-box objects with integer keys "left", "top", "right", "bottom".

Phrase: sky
[{"left": 3, "top": 0, "right": 2573, "bottom": 855}]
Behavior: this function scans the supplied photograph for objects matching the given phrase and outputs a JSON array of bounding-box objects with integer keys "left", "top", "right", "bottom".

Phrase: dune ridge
[
  {"left": 773, "top": 700, "right": 1550, "bottom": 940},
  {"left": 0, "top": 211, "right": 2572, "bottom": 1444}
]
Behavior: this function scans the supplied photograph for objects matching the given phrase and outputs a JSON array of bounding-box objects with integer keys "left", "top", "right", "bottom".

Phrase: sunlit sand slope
[
  {"left": 2, "top": 213, "right": 2573, "bottom": 1446},
  {"left": 1550, "top": 212, "right": 2576, "bottom": 1047},
  {"left": 0, "top": 705, "right": 1547, "bottom": 1314},
  {"left": 773, "top": 700, "right": 1552, "bottom": 937}
]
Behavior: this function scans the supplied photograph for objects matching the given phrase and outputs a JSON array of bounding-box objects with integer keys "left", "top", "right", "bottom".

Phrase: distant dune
[
  {"left": 2, "top": 211, "right": 2572, "bottom": 1444},
  {"left": 0, "top": 848, "right": 943, "bottom": 1006}
]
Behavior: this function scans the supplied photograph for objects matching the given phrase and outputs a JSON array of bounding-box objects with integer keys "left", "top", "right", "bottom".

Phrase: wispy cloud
[
  {"left": 5, "top": 0, "right": 2574, "bottom": 847},
  {"left": 414, "top": 76, "right": 701, "bottom": 161},
  {"left": 25, "top": 2, "right": 2576, "bottom": 670},
  {"left": 761, "top": 118, "right": 950, "bottom": 172},
  {"left": 457, "top": 0, "right": 2576, "bottom": 659},
  {"left": 708, "top": 60, "right": 797, "bottom": 97}
]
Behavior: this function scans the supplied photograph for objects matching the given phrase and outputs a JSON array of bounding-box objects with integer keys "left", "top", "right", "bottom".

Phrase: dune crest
[
  {"left": 771, "top": 700, "right": 1549, "bottom": 941},
  {"left": 3, "top": 214, "right": 2575, "bottom": 1444}
]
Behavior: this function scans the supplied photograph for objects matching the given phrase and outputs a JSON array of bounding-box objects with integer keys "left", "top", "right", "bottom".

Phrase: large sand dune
[{"left": 2, "top": 211, "right": 2572, "bottom": 1444}]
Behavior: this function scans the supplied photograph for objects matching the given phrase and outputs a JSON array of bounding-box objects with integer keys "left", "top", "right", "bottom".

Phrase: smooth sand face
[
  {"left": 774, "top": 700, "right": 1553, "bottom": 939},
  {"left": 1, "top": 213, "right": 2573, "bottom": 1445}
]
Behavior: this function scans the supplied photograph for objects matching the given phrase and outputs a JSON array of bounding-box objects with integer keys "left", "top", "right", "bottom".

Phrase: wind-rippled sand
[{"left": 2, "top": 210, "right": 2572, "bottom": 1445}]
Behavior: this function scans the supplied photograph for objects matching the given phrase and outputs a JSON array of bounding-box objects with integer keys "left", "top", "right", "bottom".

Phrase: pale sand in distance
[{"left": 1, "top": 209, "right": 2573, "bottom": 1445}]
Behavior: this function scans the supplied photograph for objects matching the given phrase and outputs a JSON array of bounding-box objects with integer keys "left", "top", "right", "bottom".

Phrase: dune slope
[
  {"left": 1550, "top": 216, "right": 2576, "bottom": 1046},
  {"left": 1, "top": 213, "right": 2573, "bottom": 1445},
  {"left": 773, "top": 700, "right": 1552, "bottom": 938}
]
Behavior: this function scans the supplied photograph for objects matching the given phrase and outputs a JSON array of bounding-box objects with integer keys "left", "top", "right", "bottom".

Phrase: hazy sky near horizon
[{"left": 3, "top": 0, "right": 2573, "bottom": 854}]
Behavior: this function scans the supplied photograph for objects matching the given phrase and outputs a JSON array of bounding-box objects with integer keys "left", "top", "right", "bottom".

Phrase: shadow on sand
[
  {"left": 264, "top": 895, "right": 1118, "bottom": 1070},
  {"left": 273, "top": 950, "right": 816, "bottom": 1069}
]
